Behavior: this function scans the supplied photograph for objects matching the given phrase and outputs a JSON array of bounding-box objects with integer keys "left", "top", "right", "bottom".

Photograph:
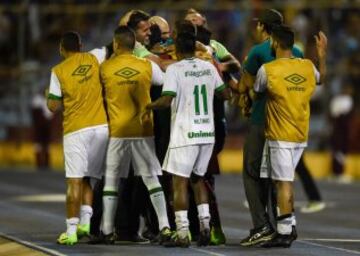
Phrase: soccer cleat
[
  {"left": 210, "top": 227, "right": 226, "bottom": 245},
  {"left": 158, "top": 227, "right": 173, "bottom": 245},
  {"left": 143, "top": 229, "right": 157, "bottom": 242},
  {"left": 240, "top": 224, "right": 275, "bottom": 247},
  {"left": 57, "top": 232, "right": 78, "bottom": 245},
  {"left": 163, "top": 231, "right": 191, "bottom": 248},
  {"left": 261, "top": 226, "right": 297, "bottom": 248},
  {"left": 261, "top": 232, "right": 294, "bottom": 248},
  {"left": 197, "top": 228, "right": 210, "bottom": 246},
  {"left": 87, "top": 232, "right": 115, "bottom": 245},
  {"left": 291, "top": 226, "right": 298, "bottom": 241},
  {"left": 77, "top": 224, "right": 90, "bottom": 239},
  {"left": 300, "top": 201, "right": 326, "bottom": 213},
  {"left": 116, "top": 233, "right": 150, "bottom": 244}
]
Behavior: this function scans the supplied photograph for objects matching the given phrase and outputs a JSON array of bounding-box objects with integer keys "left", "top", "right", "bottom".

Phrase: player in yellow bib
[
  {"left": 253, "top": 25, "right": 327, "bottom": 247},
  {"left": 47, "top": 32, "right": 108, "bottom": 245},
  {"left": 93, "top": 26, "right": 172, "bottom": 245}
]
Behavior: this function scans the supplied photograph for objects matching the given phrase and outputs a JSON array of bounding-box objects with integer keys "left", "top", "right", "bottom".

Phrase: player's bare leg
[
  {"left": 165, "top": 175, "right": 191, "bottom": 247},
  {"left": 190, "top": 175, "right": 211, "bottom": 246},
  {"left": 262, "top": 180, "right": 296, "bottom": 248},
  {"left": 57, "top": 178, "right": 82, "bottom": 245},
  {"left": 77, "top": 178, "right": 93, "bottom": 238},
  {"left": 276, "top": 181, "right": 294, "bottom": 215}
]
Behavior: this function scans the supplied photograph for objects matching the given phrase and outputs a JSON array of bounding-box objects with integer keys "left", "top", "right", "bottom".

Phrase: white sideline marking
[
  {"left": 0, "top": 232, "right": 66, "bottom": 256},
  {"left": 299, "top": 240, "right": 360, "bottom": 255},
  {"left": 191, "top": 247, "right": 227, "bottom": 256},
  {"left": 303, "top": 238, "right": 360, "bottom": 242},
  {"left": 13, "top": 194, "right": 65, "bottom": 202}
]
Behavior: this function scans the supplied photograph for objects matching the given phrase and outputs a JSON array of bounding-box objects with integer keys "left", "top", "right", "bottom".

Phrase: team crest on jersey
[
  {"left": 284, "top": 74, "right": 306, "bottom": 85},
  {"left": 114, "top": 67, "right": 140, "bottom": 79},
  {"left": 72, "top": 65, "right": 92, "bottom": 76}
]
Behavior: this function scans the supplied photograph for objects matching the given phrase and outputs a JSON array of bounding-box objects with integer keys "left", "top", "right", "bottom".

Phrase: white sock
[
  {"left": 197, "top": 203, "right": 210, "bottom": 231},
  {"left": 80, "top": 205, "right": 93, "bottom": 226},
  {"left": 142, "top": 176, "right": 170, "bottom": 230},
  {"left": 291, "top": 213, "right": 296, "bottom": 226},
  {"left": 277, "top": 214, "right": 292, "bottom": 235},
  {"left": 66, "top": 217, "right": 79, "bottom": 236},
  {"left": 175, "top": 210, "right": 189, "bottom": 239},
  {"left": 101, "top": 191, "right": 118, "bottom": 235}
]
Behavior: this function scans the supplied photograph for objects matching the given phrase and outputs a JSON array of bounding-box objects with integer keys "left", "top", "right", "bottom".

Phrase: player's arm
[
  {"left": 210, "top": 40, "right": 241, "bottom": 73},
  {"left": 216, "top": 86, "right": 232, "bottom": 101},
  {"left": 146, "top": 53, "right": 176, "bottom": 71},
  {"left": 213, "top": 65, "right": 232, "bottom": 100},
  {"left": 146, "top": 94, "right": 173, "bottom": 110},
  {"left": 147, "top": 65, "right": 177, "bottom": 109},
  {"left": 46, "top": 71, "right": 62, "bottom": 113},
  {"left": 314, "top": 31, "right": 327, "bottom": 84},
  {"left": 253, "top": 65, "right": 268, "bottom": 94},
  {"left": 150, "top": 61, "right": 164, "bottom": 86}
]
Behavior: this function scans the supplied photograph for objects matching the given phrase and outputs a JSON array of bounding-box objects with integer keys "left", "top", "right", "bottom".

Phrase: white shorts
[
  {"left": 105, "top": 137, "right": 162, "bottom": 179},
  {"left": 260, "top": 140, "right": 306, "bottom": 181},
  {"left": 163, "top": 144, "right": 214, "bottom": 178},
  {"left": 63, "top": 126, "right": 109, "bottom": 179}
]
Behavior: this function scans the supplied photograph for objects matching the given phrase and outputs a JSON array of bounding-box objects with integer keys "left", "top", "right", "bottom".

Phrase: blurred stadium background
[{"left": 0, "top": 0, "right": 359, "bottom": 179}]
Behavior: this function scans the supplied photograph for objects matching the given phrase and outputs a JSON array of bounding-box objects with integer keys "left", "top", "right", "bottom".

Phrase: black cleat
[
  {"left": 158, "top": 227, "right": 173, "bottom": 245},
  {"left": 240, "top": 224, "right": 275, "bottom": 247},
  {"left": 261, "top": 227, "right": 297, "bottom": 248},
  {"left": 291, "top": 226, "right": 297, "bottom": 241},
  {"left": 163, "top": 232, "right": 191, "bottom": 248},
  {"left": 88, "top": 232, "right": 115, "bottom": 245},
  {"left": 116, "top": 233, "right": 150, "bottom": 244},
  {"left": 197, "top": 229, "right": 210, "bottom": 247}
]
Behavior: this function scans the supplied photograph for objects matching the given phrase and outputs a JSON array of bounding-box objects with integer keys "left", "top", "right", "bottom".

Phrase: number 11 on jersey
[{"left": 193, "top": 84, "right": 208, "bottom": 115}]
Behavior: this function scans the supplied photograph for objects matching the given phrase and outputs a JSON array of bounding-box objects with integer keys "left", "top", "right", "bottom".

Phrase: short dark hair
[
  {"left": 114, "top": 26, "right": 136, "bottom": 50},
  {"left": 148, "top": 24, "right": 162, "bottom": 49},
  {"left": 176, "top": 32, "right": 196, "bottom": 55},
  {"left": 61, "top": 31, "right": 81, "bottom": 51},
  {"left": 175, "top": 20, "right": 196, "bottom": 36},
  {"left": 196, "top": 25, "right": 211, "bottom": 45},
  {"left": 257, "top": 9, "right": 283, "bottom": 34},
  {"left": 271, "top": 25, "right": 294, "bottom": 50},
  {"left": 127, "top": 10, "right": 150, "bottom": 30}
]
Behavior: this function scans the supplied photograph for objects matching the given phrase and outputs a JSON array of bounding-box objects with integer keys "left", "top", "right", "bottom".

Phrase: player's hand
[
  {"left": 141, "top": 109, "right": 152, "bottom": 125},
  {"left": 239, "top": 93, "right": 252, "bottom": 117},
  {"left": 241, "top": 105, "right": 251, "bottom": 117},
  {"left": 229, "top": 91, "right": 239, "bottom": 106},
  {"left": 238, "top": 93, "right": 250, "bottom": 108},
  {"left": 314, "top": 31, "right": 327, "bottom": 59}
]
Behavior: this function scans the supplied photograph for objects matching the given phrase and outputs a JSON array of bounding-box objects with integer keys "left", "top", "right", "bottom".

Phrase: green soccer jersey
[
  {"left": 243, "top": 39, "right": 303, "bottom": 125},
  {"left": 133, "top": 41, "right": 152, "bottom": 58},
  {"left": 210, "top": 40, "right": 231, "bottom": 61}
]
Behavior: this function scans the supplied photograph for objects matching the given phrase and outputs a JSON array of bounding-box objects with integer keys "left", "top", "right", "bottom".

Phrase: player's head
[
  {"left": 270, "top": 25, "right": 294, "bottom": 56},
  {"left": 113, "top": 26, "right": 136, "bottom": 53},
  {"left": 127, "top": 10, "right": 151, "bottom": 45},
  {"left": 149, "top": 16, "right": 171, "bottom": 40},
  {"left": 196, "top": 25, "right": 211, "bottom": 46},
  {"left": 175, "top": 32, "right": 196, "bottom": 59},
  {"left": 254, "top": 9, "right": 283, "bottom": 40},
  {"left": 119, "top": 10, "right": 135, "bottom": 26},
  {"left": 59, "top": 31, "right": 81, "bottom": 58},
  {"left": 184, "top": 8, "right": 207, "bottom": 27},
  {"left": 174, "top": 20, "right": 196, "bottom": 40}
]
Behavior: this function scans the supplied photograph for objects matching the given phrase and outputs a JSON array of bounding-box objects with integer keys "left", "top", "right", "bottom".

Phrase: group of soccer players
[{"left": 46, "top": 7, "right": 327, "bottom": 249}]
